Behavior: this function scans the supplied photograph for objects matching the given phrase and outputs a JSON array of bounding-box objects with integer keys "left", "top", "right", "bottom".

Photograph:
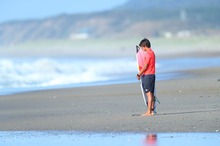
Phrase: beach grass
[{"left": 0, "top": 36, "right": 220, "bottom": 57}]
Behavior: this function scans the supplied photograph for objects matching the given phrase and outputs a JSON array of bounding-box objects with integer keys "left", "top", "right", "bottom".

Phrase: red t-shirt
[{"left": 143, "top": 48, "right": 155, "bottom": 75}]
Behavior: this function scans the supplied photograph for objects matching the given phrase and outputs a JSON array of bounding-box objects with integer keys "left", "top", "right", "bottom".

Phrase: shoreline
[
  {"left": 1, "top": 56, "right": 220, "bottom": 96},
  {"left": 0, "top": 66, "right": 220, "bottom": 132}
]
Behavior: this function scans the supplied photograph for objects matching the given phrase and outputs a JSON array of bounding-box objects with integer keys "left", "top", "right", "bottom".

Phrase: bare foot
[{"left": 141, "top": 112, "right": 153, "bottom": 116}]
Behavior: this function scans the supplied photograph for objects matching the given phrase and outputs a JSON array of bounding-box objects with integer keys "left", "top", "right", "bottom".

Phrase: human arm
[
  {"left": 136, "top": 51, "right": 150, "bottom": 80},
  {"left": 137, "top": 63, "right": 148, "bottom": 78}
]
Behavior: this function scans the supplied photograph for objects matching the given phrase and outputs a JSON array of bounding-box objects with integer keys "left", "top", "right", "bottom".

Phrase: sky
[{"left": 0, "top": 0, "right": 128, "bottom": 23}]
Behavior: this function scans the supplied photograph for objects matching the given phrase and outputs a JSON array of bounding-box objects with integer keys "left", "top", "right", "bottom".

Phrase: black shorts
[{"left": 141, "top": 74, "right": 155, "bottom": 94}]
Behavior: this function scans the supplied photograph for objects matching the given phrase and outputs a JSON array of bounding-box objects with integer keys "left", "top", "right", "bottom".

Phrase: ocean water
[
  {"left": 0, "top": 132, "right": 219, "bottom": 146},
  {"left": 0, "top": 57, "right": 137, "bottom": 94},
  {"left": 0, "top": 57, "right": 220, "bottom": 95}
]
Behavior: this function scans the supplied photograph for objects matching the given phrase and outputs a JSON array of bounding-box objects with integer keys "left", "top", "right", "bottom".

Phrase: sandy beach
[{"left": 0, "top": 65, "right": 219, "bottom": 133}]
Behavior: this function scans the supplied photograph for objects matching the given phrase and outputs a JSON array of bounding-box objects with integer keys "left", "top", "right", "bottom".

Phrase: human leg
[
  {"left": 141, "top": 75, "right": 155, "bottom": 116},
  {"left": 147, "top": 91, "right": 154, "bottom": 115}
]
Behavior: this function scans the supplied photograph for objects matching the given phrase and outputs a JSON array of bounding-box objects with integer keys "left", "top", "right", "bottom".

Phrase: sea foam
[{"left": 0, "top": 57, "right": 137, "bottom": 89}]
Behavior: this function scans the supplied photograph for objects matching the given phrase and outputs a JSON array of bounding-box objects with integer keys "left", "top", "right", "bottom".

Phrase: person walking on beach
[{"left": 136, "top": 38, "right": 156, "bottom": 116}]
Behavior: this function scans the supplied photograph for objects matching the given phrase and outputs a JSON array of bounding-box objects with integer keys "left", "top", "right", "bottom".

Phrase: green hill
[{"left": 0, "top": 0, "right": 219, "bottom": 45}]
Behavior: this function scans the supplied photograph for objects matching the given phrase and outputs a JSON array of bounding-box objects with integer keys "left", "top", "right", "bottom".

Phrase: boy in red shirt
[{"left": 137, "top": 38, "right": 156, "bottom": 116}]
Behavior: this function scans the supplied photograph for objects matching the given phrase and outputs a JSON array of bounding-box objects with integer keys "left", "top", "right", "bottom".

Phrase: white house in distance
[{"left": 69, "top": 28, "right": 90, "bottom": 40}]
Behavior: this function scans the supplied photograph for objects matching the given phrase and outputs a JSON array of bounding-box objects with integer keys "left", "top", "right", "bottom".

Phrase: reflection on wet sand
[
  {"left": 0, "top": 132, "right": 219, "bottom": 146},
  {"left": 144, "top": 134, "right": 157, "bottom": 146}
]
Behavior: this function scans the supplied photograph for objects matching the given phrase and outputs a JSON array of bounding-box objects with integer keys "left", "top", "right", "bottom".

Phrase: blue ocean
[{"left": 1, "top": 57, "right": 220, "bottom": 95}]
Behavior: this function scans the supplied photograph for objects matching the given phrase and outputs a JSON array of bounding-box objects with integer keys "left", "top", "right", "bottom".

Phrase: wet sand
[{"left": 0, "top": 67, "right": 220, "bottom": 133}]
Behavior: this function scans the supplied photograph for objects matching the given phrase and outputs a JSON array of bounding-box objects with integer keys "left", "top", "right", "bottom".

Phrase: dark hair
[{"left": 139, "top": 38, "right": 151, "bottom": 48}]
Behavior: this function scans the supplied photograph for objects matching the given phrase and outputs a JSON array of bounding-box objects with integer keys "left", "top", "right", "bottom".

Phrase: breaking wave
[{"left": 0, "top": 57, "right": 137, "bottom": 89}]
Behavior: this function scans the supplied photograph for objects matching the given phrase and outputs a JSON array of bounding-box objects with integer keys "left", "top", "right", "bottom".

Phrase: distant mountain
[
  {"left": 115, "top": 0, "right": 220, "bottom": 20},
  {"left": 118, "top": 0, "right": 220, "bottom": 10},
  {"left": 0, "top": 0, "right": 220, "bottom": 45}
]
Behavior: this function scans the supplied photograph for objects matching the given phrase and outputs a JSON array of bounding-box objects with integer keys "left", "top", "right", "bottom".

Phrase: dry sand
[{"left": 0, "top": 67, "right": 220, "bottom": 133}]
